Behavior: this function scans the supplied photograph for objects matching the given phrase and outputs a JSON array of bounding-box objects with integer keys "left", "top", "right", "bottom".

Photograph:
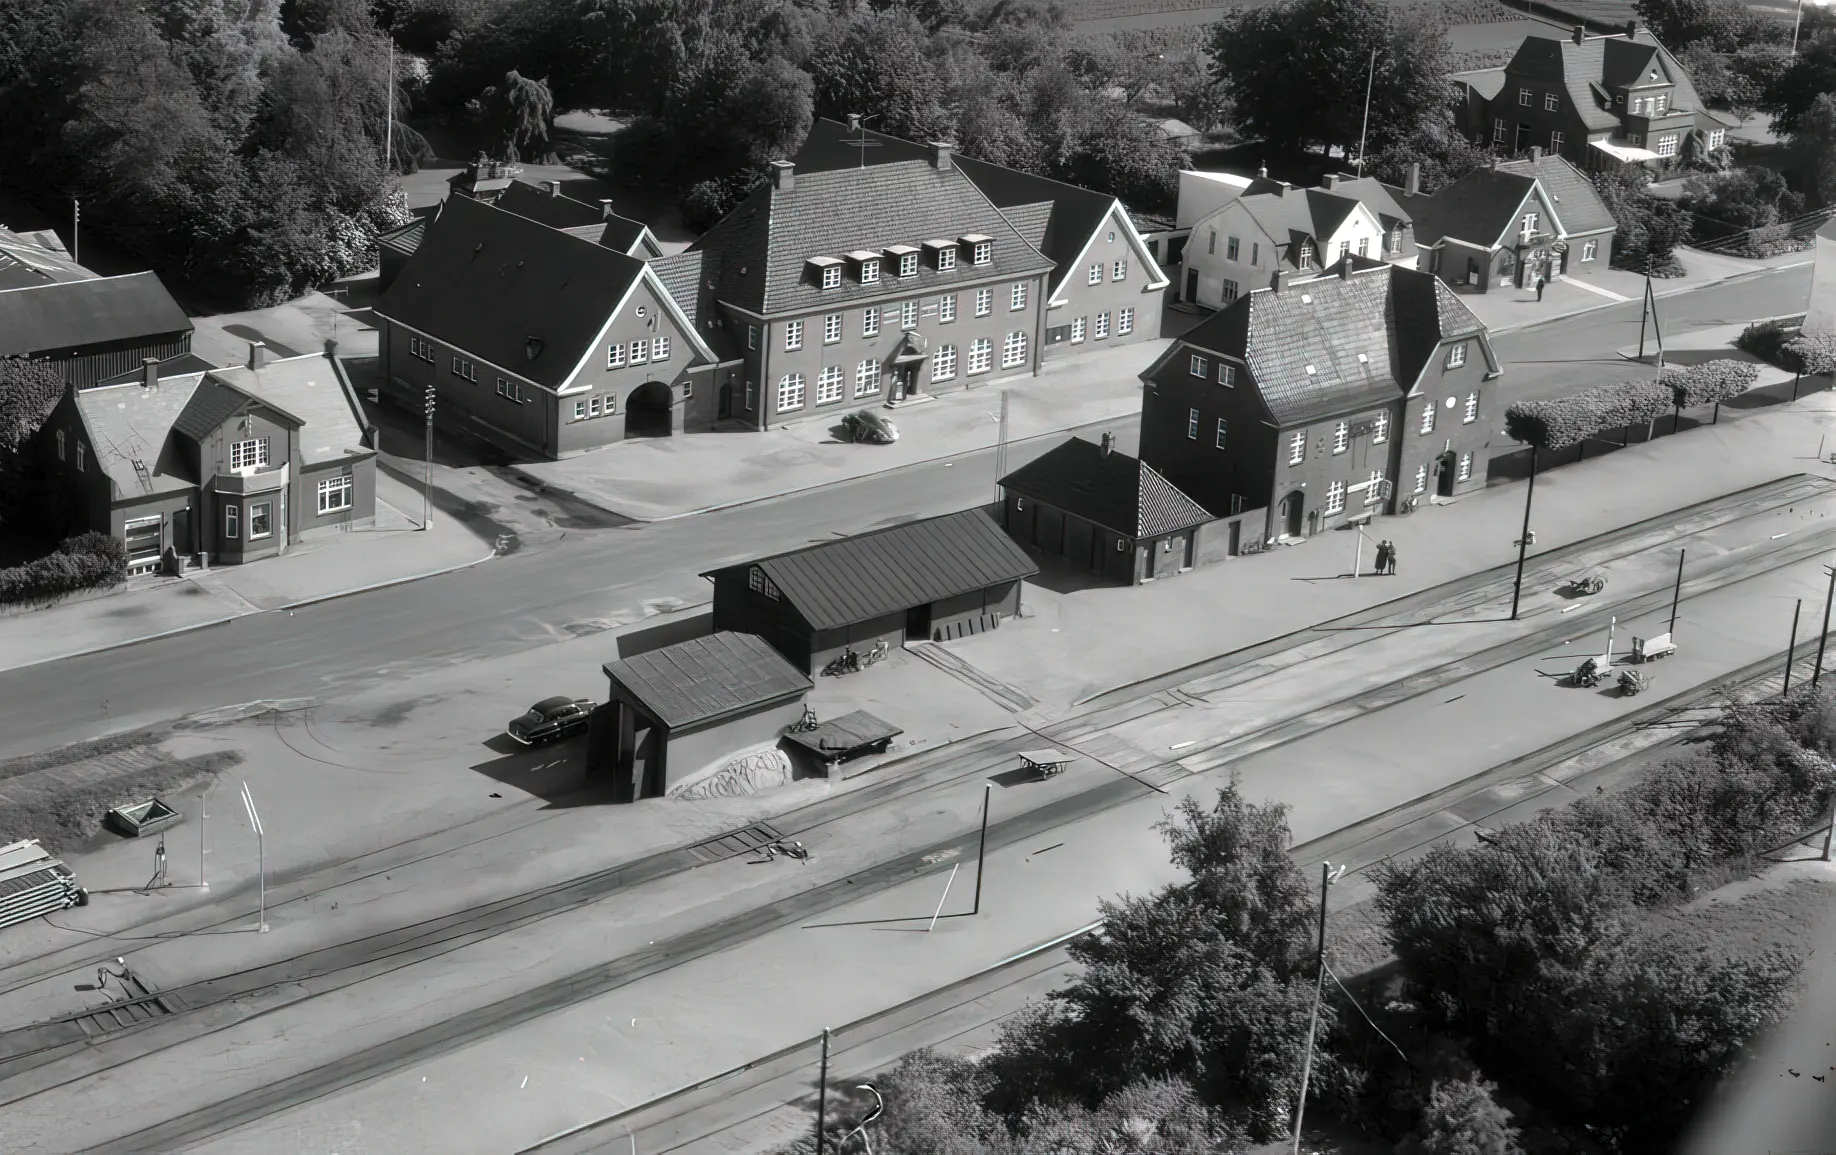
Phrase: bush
[
  {"left": 1503, "top": 376, "right": 1674, "bottom": 449},
  {"left": 0, "top": 531, "right": 129, "bottom": 606},
  {"left": 1402, "top": 1075, "right": 1522, "bottom": 1155},
  {"left": 1735, "top": 318, "right": 1805, "bottom": 369},
  {"left": 1787, "top": 332, "right": 1836, "bottom": 375},
  {"left": 680, "top": 169, "right": 767, "bottom": 232},
  {"left": 1661, "top": 358, "right": 1758, "bottom": 408}
]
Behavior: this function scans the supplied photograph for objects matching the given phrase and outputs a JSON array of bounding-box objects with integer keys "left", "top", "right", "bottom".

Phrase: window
[
  {"left": 816, "top": 365, "right": 843, "bottom": 404},
  {"left": 1002, "top": 331, "right": 1027, "bottom": 368},
  {"left": 409, "top": 337, "right": 434, "bottom": 362},
  {"left": 1371, "top": 412, "right": 1388, "bottom": 443},
  {"left": 747, "top": 325, "right": 759, "bottom": 350},
  {"left": 495, "top": 377, "right": 526, "bottom": 402},
  {"left": 975, "top": 288, "right": 992, "bottom": 317},
  {"left": 1215, "top": 418, "right": 1228, "bottom": 450},
  {"left": 1519, "top": 213, "right": 1538, "bottom": 241},
  {"left": 1299, "top": 240, "right": 1315, "bottom": 267},
  {"left": 1218, "top": 363, "right": 1236, "bottom": 387},
  {"left": 1071, "top": 317, "right": 1086, "bottom": 342},
  {"left": 1655, "top": 134, "right": 1678, "bottom": 157},
  {"left": 1414, "top": 464, "right": 1427, "bottom": 494},
  {"left": 584, "top": 397, "right": 598, "bottom": 418},
  {"left": 1357, "top": 236, "right": 1369, "bottom": 257},
  {"left": 1187, "top": 408, "right": 1200, "bottom": 439},
  {"left": 1518, "top": 87, "right": 1532, "bottom": 106},
  {"left": 971, "top": 241, "right": 991, "bottom": 265},
  {"left": 898, "top": 252, "right": 918, "bottom": 278},
  {"left": 822, "top": 314, "right": 841, "bottom": 345},
  {"left": 1420, "top": 402, "right": 1436, "bottom": 434},
  {"left": 1654, "top": 93, "right": 1667, "bottom": 113},
  {"left": 231, "top": 437, "right": 269, "bottom": 471},
  {"left": 1251, "top": 242, "right": 1260, "bottom": 266},
  {"left": 1326, "top": 480, "right": 1346, "bottom": 514},
  {"left": 75, "top": 441, "right": 84, "bottom": 472},
  {"left": 862, "top": 307, "right": 880, "bottom": 337},
  {"left": 1550, "top": 130, "right": 1565, "bottom": 151},
  {"left": 225, "top": 504, "right": 237, "bottom": 538},
  {"left": 1365, "top": 470, "right": 1385, "bottom": 506},
  {"left": 1289, "top": 432, "right": 1306, "bottom": 465},
  {"left": 1333, "top": 422, "right": 1349, "bottom": 453},
  {"left": 55, "top": 429, "right": 64, "bottom": 460},
  {"left": 248, "top": 501, "right": 273, "bottom": 540},
  {"left": 745, "top": 380, "right": 756, "bottom": 410},
  {"left": 777, "top": 373, "right": 805, "bottom": 411},
  {"left": 932, "top": 345, "right": 957, "bottom": 382},
  {"left": 785, "top": 320, "right": 803, "bottom": 351},
  {"left": 1112, "top": 259, "right": 1127, "bottom": 281},
  {"left": 1226, "top": 236, "right": 1239, "bottom": 260},
  {"left": 900, "top": 301, "right": 918, "bottom": 330},
  {"left": 968, "top": 338, "right": 993, "bottom": 374},
  {"left": 748, "top": 566, "right": 781, "bottom": 600},
  {"left": 1630, "top": 133, "right": 1643, "bottom": 145},
  {"left": 936, "top": 247, "right": 956, "bottom": 271},
  {"left": 607, "top": 342, "right": 626, "bottom": 369},
  {"left": 451, "top": 356, "right": 476, "bottom": 382},
  {"left": 1544, "top": 92, "right": 1559, "bottom": 112},
  {"left": 1708, "top": 129, "right": 1725, "bottom": 149},
  {"left": 1389, "top": 225, "right": 1402, "bottom": 253},
  {"left": 821, "top": 264, "right": 842, "bottom": 290},
  {"left": 630, "top": 339, "right": 648, "bottom": 365},
  {"left": 1119, "top": 308, "right": 1134, "bottom": 335},
  {"left": 938, "top": 294, "right": 956, "bottom": 323},
  {"left": 1458, "top": 452, "right": 1473, "bottom": 481},
  {"left": 860, "top": 258, "right": 880, "bottom": 284},
  {"left": 1445, "top": 342, "right": 1468, "bottom": 369},
  {"left": 1464, "top": 393, "right": 1479, "bottom": 423},
  {"left": 651, "top": 336, "right": 670, "bottom": 361},
  {"left": 318, "top": 475, "right": 353, "bottom": 514},
  {"left": 1088, "top": 262, "right": 1103, "bottom": 285},
  {"left": 1493, "top": 118, "right": 1507, "bottom": 144},
  {"left": 1222, "top": 279, "right": 1239, "bottom": 303},
  {"left": 1010, "top": 283, "right": 1027, "bottom": 311},
  {"left": 855, "top": 360, "right": 882, "bottom": 397},
  {"left": 1190, "top": 354, "right": 1208, "bottom": 378},
  {"left": 1582, "top": 239, "right": 1598, "bottom": 261},
  {"left": 1338, "top": 240, "right": 1350, "bottom": 263}
]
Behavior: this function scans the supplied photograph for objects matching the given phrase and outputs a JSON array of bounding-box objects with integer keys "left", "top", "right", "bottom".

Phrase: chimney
[
  {"left": 1100, "top": 432, "right": 1114, "bottom": 457},
  {"left": 1572, "top": 24, "right": 1585, "bottom": 44},
  {"left": 1529, "top": 145, "right": 1543, "bottom": 162},
  {"left": 1258, "top": 163, "right": 1269, "bottom": 178},
  {"left": 1270, "top": 268, "right": 1288, "bottom": 294},
  {"left": 1624, "top": 19, "right": 1636, "bottom": 38},
  {"left": 247, "top": 341, "right": 267, "bottom": 371},
  {"left": 141, "top": 356, "right": 159, "bottom": 390},
  {"left": 928, "top": 141, "right": 954, "bottom": 170},
  {"left": 545, "top": 179, "right": 561, "bottom": 196},
  {"left": 599, "top": 198, "right": 615, "bottom": 221},
  {"left": 1322, "top": 173, "right": 1340, "bottom": 189},
  {"left": 769, "top": 160, "right": 795, "bottom": 191},
  {"left": 1405, "top": 162, "right": 1421, "bottom": 197},
  {"left": 1339, "top": 257, "right": 1353, "bottom": 280}
]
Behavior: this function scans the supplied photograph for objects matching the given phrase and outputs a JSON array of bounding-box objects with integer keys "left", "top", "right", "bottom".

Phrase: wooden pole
[
  {"left": 1669, "top": 548, "right": 1684, "bottom": 636},
  {"left": 972, "top": 783, "right": 990, "bottom": 915},
  {"left": 928, "top": 864, "right": 959, "bottom": 933},
  {"left": 1510, "top": 447, "right": 1537, "bottom": 620},
  {"left": 1290, "top": 863, "right": 1332, "bottom": 1155},
  {"left": 1815, "top": 565, "right": 1836, "bottom": 689},
  {"left": 1786, "top": 599, "right": 1802, "bottom": 694},
  {"left": 816, "top": 1027, "right": 831, "bottom": 1155}
]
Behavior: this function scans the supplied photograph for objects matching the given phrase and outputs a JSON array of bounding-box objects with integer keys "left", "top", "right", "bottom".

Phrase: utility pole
[
  {"left": 71, "top": 198, "right": 79, "bottom": 266},
  {"left": 1668, "top": 548, "right": 1684, "bottom": 636},
  {"left": 973, "top": 783, "right": 990, "bottom": 915},
  {"left": 1510, "top": 447, "right": 1538, "bottom": 620},
  {"left": 384, "top": 38, "right": 395, "bottom": 178},
  {"left": 1291, "top": 862, "right": 1341, "bottom": 1155},
  {"left": 1638, "top": 266, "right": 1665, "bottom": 367},
  {"left": 1786, "top": 598, "right": 1802, "bottom": 694},
  {"left": 198, "top": 785, "right": 209, "bottom": 892},
  {"left": 240, "top": 781, "right": 267, "bottom": 933},
  {"left": 1815, "top": 564, "right": 1836, "bottom": 689},
  {"left": 1355, "top": 49, "right": 1376, "bottom": 179},
  {"left": 815, "top": 1027, "right": 831, "bottom": 1155},
  {"left": 993, "top": 390, "right": 1010, "bottom": 506},
  {"left": 423, "top": 382, "right": 435, "bottom": 530}
]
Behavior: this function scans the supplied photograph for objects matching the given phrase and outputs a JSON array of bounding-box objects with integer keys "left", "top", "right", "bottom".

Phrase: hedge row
[
  {"left": 1788, "top": 332, "right": 1836, "bottom": 375},
  {"left": 1503, "top": 359, "right": 1757, "bottom": 449},
  {"left": 0, "top": 532, "right": 128, "bottom": 606}
]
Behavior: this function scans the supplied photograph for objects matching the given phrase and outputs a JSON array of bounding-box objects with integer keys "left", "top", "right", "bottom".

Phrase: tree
[
  {"left": 1758, "top": 8, "right": 1836, "bottom": 135},
  {"left": 0, "top": 356, "right": 67, "bottom": 531},
  {"left": 1404, "top": 1076, "right": 1523, "bottom": 1155},
  {"left": 1633, "top": 0, "right": 1775, "bottom": 51},
  {"left": 1787, "top": 92, "right": 1836, "bottom": 209},
  {"left": 809, "top": 10, "right": 953, "bottom": 143},
  {"left": 1052, "top": 101, "right": 1182, "bottom": 211},
  {"left": 1680, "top": 166, "right": 1803, "bottom": 230},
  {"left": 1364, "top": 117, "right": 1492, "bottom": 194},
  {"left": 1591, "top": 166, "right": 1692, "bottom": 271}
]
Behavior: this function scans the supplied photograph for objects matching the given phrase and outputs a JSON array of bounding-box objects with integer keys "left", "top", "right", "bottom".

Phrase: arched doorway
[
  {"left": 1279, "top": 490, "right": 1304, "bottom": 538},
  {"left": 1436, "top": 451, "right": 1458, "bottom": 497},
  {"left": 626, "top": 380, "right": 674, "bottom": 438}
]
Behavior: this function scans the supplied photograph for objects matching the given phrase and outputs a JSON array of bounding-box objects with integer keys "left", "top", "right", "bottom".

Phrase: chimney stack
[
  {"left": 1322, "top": 173, "right": 1340, "bottom": 189},
  {"left": 545, "top": 179, "right": 561, "bottom": 196},
  {"left": 247, "top": 341, "right": 267, "bottom": 371},
  {"left": 769, "top": 160, "right": 795, "bottom": 191},
  {"left": 599, "top": 198, "right": 615, "bottom": 221},
  {"left": 1405, "top": 162, "right": 1421, "bottom": 197},
  {"left": 1529, "top": 145, "right": 1543, "bottom": 162},
  {"left": 928, "top": 141, "right": 954, "bottom": 171},
  {"left": 1100, "top": 432, "right": 1114, "bottom": 458},
  {"left": 141, "top": 356, "right": 159, "bottom": 390},
  {"left": 1339, "top": 257, "right": 1353, "bottom": 280},
  {"left": 1624, "top": 19, "right": 1636, "bottom": 37},
  {"left": 1258, "top": 163, "right": 1269, "bottom": 178},
  {"left": 1572, "top": 24, "right": 1585, "bottom": 44},
  {"left": 1270, "top": 268, "right": 1288, "bottom": 294}
]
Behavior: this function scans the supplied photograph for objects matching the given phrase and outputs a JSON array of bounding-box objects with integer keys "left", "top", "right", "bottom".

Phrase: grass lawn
[{"left": 0, "top": 729, "right": 243, "bottom": 855}]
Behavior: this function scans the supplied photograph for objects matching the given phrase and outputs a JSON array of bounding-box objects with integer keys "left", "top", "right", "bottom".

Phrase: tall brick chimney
[{"left": 1529, "top": 145, "right": 1543, "bottom": 162}]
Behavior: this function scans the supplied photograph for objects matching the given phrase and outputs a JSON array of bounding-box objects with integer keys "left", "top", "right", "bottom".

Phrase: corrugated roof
[
  {"left": 0, "top": 227, "right": 94, "bottom": 288},
  {"left": 208, "top": 353, "right": 370, "bottom": 465},
  {"left": 1003, "top": 201, "right": 1054, "bottom": 253},
  {"left": 73, "top": 375, "right": 206, "bottom": 498},
  {"left": 1000, "top": 437, "right": 1211, "bottom": 538},
  {"left": 603, "top": 631, "right": 810, "bottom": 731},
  {"left": 0, "top": 271, "right": 191, "bottom": 359},
  {"left": 708, "top": 508, "right": 1038, "bottom": 631},
  {"left": 1495, "top": 154, "right": 1617, "bottom": 235},
  {"left": 376, "top": 194, "right": 650, "bottom": 389}
]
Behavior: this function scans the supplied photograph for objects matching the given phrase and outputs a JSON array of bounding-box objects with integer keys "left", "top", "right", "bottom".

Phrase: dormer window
[
  {"left": 923, "top": 240, "right": 957, "bottom": 270},
  {"left": 961, "top": 234, "right": 994, "bottom": 265},
  {"left": 808, "top": 256, "right": 844, "bottom": 289},
  {"left": 1299, "top": 241, "right": 1315, "bottom": 268},
  {"left": 885, "top": 245, "right": 919, "bottom": 277},
  {"left": 846, "top": 250, "right": 880, "bottom": 284}
]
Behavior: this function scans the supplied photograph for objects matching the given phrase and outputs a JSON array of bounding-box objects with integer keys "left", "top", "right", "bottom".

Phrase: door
[
  {"left": 905, "top": 604, "right": 931, "bottom": 640},
  {"left": 1228, "top": 520, "right": 1241, "bottom": 556},
  {"left": 172, "top": 507, "right": 191, "bottom": 557},
  {"left": 718, "top": 382, "right": 732, "bottom": 420},
  {"left": 1515, "top": 122, "right": 1531, "bottom": 152},
  {"left": 1281, "top": 491, "right": 1304, "bottom": 538},
  {"left": 1437, "top": 451, "right": 1458, "bottom": 497},
  {"left": 1143, "top": 539, "right": 1158, "bottom": 580},
  {"left": 1184, "top": 269, "right": 1199, "bottom": 302},
  {"left": 1180, "top": 532, "right": 1194, "bottom": 570}
]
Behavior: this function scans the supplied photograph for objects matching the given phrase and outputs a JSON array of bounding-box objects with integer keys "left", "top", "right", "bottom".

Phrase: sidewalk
[
  {"left": 511, "top": 339, "right": 1165, "bottom": 521},
  {"left": 0, "top": 471, "right": 495, "bottom": 672}
]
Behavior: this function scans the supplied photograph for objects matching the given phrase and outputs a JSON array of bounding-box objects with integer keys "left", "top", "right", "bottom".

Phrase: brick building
[{"left": 1401, "top": 150, "right": 1618, "bottom": 292}]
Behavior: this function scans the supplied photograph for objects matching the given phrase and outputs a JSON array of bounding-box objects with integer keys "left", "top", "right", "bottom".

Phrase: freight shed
[{"left": 703, "top": 508, "right": 1038, "bottom": 674}]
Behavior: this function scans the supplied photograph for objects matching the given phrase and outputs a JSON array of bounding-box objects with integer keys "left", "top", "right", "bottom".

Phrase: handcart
[{"left": 1018, "top": 748, "right": 1072, "bottom": 780}]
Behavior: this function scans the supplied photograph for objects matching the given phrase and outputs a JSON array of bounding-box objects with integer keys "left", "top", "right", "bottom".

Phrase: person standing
[
  {"left": 1535, "top": 275, "right": 1547, "bottom": 302},
  {"left": 1373, "top": 539, "right": 1390, "bottom": 576},
  {"left": 1386, "top": 542, "right": 1399, "bottom": 575}
]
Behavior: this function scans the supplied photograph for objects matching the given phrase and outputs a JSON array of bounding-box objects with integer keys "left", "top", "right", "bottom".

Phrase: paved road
[{"left": 0, "top": 266, "right": 1810, "bottom": 760}]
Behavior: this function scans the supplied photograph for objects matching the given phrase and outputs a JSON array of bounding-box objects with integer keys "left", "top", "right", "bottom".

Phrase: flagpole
[
  {"left": 384, "top": 39, "right": 395, "bottom": 177},
  {"left": 1356, "top": 49, "right": 1376, "bottom": 177}
]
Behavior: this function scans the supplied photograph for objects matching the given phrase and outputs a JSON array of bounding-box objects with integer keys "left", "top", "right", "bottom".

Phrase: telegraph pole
[
  {"left": 972, "top": 783, "right": 991, "bottom": 915},
  {"left": 1291, "top": 863, "right": 1341, "bottom": 1155},
  {"left": 71, "top": 198, "right": 79, "bottom": 265},
  {"left": 384, "top": 38, "right": 396, "bottom": 177},
  {"left": 422, "top": 382, "right": 435, "bottom": 530},
  {"left": 1786, "top": 599, "right": 1802, "bottom": 694},
  {"left": 1668, "top": 548, "right": 1684, "bottom": 636},
  {"left": 815, "top": 1027, "right": 831, "bottom": 1155},
  {"left": 1814, "top": 564, "right": 1836, "bottom": 688},
  {"left": 1510, "top": 447, "right": 1537, "bottom": 620}
]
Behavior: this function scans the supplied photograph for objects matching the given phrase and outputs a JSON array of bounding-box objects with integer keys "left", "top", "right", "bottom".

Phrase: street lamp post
[
  {"left": 973, "top": 782, "right": 990, "bottom": 916},
  {"left": 815, "top": 1027, "right": 831, "bottom": 1155}
]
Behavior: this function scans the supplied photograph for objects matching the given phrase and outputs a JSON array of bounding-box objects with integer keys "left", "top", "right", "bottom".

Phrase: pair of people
[{"left": 1373, "top": 539, "right": 1399, "bottom": 575}]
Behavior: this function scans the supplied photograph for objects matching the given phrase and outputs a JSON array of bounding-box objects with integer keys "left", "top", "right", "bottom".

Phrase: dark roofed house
[
  {"left": 704, "top": 508, "right": 1038, "bottom": 673},
  {"left": 590, "top": 631, "right": 813, "bottom": 802},
  {"left": 999, "top": 434, "right": 1218, "bottom": 584},
  {"left": 1140, "top": 260, "right": 1503, "bottom": 545},
  {"left": 493, "top": 179, "right": 664, "bottom": 258},
  {"left": 0, "top": 270, "right": 193, "bottom": 389}
]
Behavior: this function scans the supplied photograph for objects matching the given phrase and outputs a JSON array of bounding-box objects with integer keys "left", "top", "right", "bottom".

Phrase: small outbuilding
[
  {"left": 589, "top": 631, "right": 812, "bottom": 802},
  {"left": 704, "top": 508, "right": 1039, "bottom": 674},
  {"left": 999, "top": 434, "right": 1217, "bottom": 584}
]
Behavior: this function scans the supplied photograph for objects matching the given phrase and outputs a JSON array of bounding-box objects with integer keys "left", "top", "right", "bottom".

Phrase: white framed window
[
  {"left": 1708, "top": 129, "right": 1725, "bottom": 149},
  {"left": 1190, "top": 354, "right": 1208, "bottom": 378},
  {"left": 855, "top": 359, "right": 882, "bottom": 397},
  {"left": 1458, "top": 452, "right": 1474, "bottom": 481},
  {"left": 932, "top": 344, "right": 957, "bottom": 382},
  {"left": 936, "top": 247, "right": 956, "bottom": 271},
  {"left": 651, "top": 336, "right": 670, "bottom": 361},
  {"left": 862, "top": 307, "right": 879, "bottom": 337},
  {"left": 1215, "top": 418, "right": 1227, "bottom": 449},
  {"left": 1464, "top": 393, "right": 1479, "bottom": 423},
  {"left": 785, "top": 320, "right": 803, "bottom": 351},
  {"left": 1518, "top": 87, "right": 1532, "bottom": 106},
  {"left": 975, "top": 288, "right": 992, "bottom": 317},
  {"left": 1519, "top": 214, "right": 1538, "bottom": 242},
  {"left": 1187, "top": 408, "right": 1200, "bottom": 439},
  {"left": 1289, "top": 431, "right": 1306, "bottom": 465},
  {"left": 968, "top": 338, "right": 992, "bottom": 374},
  {"left": 495, "top": 377, "right": 526, "bottom": 402},
  {"left": 1364, "top": 469, "right": 1385, "bottom": 506},
  {"left": 899, "top": 301, "right": 917, "bottom": 330},
  {"left": 898, "top": 252, "right": 918, "bottom": 278},
  {"left": 745, "top": 380, "right": 756, "bottom": 410},
  {"left": 816, "top": 365, "right": 844, "bottom": 404},
  {"left": 1655, "top": 134, "right": 1678, "bottom": 157},
  {"left": 1088, "top": 262, "right": 1102, "bottom": 285},
  {"left": 1333, "top": 422, "right": 1349, "bottom": 453},
  {"left": 860, "top": 258, "right": 880, "bottom": 284},
  {"left": 1118, "top": 307, "right": 1134, "bottom": 335},
  {"left": 225, "top": 503, "right": 237, "bottom": 538},
  {"left": 1095, "top": 312, "right": 1110, "bottom": 339},
  {"left": 1371, "top": 412, "right": 1388, "bottom": 443},
  {"left": 1338, "top": 240, "right": 1350, "bottom": 263},
  {"left": 1326, "top": 480, "right": 1345, "bottom": 514},
  {"left": 748, "top": 566, "right": 780, "bottom": 599},
  {"left": 1544, "top": 92, "right": 1559, "bottom": 111},
  {"left": 1071, "top": 317, "right": 1086, "bottom": 343},
  {"left": 248, "top": 501, "right": 273, "bottom": 540},
  {"left": 75, "top": 441, "right": 84, "bottom": 472},
  {"left": 1208, "top": 231, "right": 1216, "bottom": 255},
  {"left": 409, "top": 337, "right": 434, "bottom": 361},
  {"left": 55, "top": 429, "right": 64, "bottom": 460},
  {"left": 1357, "top": 236, "right": 1369, "bottom": 257},
  {"left": 777, "top": 373, "right": 806, "bottom": 411},
  {"left": 607, "top": 342, "right": 625, "bottom": 369},
  {"left": 1414, "top": 464, "right": 1427, "bottom": 493},
  {"left": 1550, "top": 130, "right": 1565, "bottom": 152},
  {"left": 317, "top": 475, "right": 353, "bottom": 514},
  {"left": 1222, "top": 279, "right": 1239, "bottom": 303},
  {"left": 972, "top": 241, "right": 991, "bottom": 265},
  {"left": 1654, "top": 93, "right": 1668, "bottom": 113},
  {"left": 577, "top": 398, "right": 591, "bottom": 419},
  {"left": 1445, "top": 342, "right": 1468, "bottom": 369},
  {"left": 630, "top": 339, "right": 648, "bottom": 365},
  {"left": 1010, "top": 283, "right": 1027, "bottom": 311},
  {"left": 1420, "top": 402, "right": 1436, "bottom": 434},
  {"left": 824, "top": 313, "right": 841, "bottom": 344},
  {"left": 452, "top": 356, "right": 476, "bottom": 381},
  {"left": 821, "top": 265, "right": 842, "bottom": 290},
  {"left": 1218, "top": 363, "right": 1236, "bottom": 387},
  {"left": 1582, "top": 239, "right": 1598, "bottom": 261},
  {"left": 1389, "top": 225, "right": 1402, "bottom": 253},
  {"left": 747, "top": 325, "right": 758, "bottom": 350},
  {"left": 1226, "top": 236, "right": 1239, "bottom": 260},
  {"left": 1112, "top": 259, "right": 1127, "bottom": 281},
  {"left": 938, "top": 294, "right": 956, "bottom": 323},
  {"left": 1493, "top": 118, "right": 1507, "bottom": 144},
  {"left": 230, "top": 437, "right": 269, "bottom": 471},
  {"left": 1002, "top": 331, "right": 1027, "bottom": 368},
  {"left": 1299, "top": 240, "right": 1315, "bottom": 267}
]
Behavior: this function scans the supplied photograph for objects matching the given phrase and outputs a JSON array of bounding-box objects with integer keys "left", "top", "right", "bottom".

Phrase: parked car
[
  {"left": 506, "top": 696, "right": 594, "bottom": 746},
  {"left": 843, "top": 410, "right": 899, "bottom": 444}
]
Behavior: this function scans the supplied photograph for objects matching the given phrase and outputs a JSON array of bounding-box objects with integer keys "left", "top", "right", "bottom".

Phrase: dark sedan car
[
  {"left": 506, "top": 696, "right": 594, "bottom": 746},
  {"left": 843, "top": 410, "right": 899, "bottom": 444}
]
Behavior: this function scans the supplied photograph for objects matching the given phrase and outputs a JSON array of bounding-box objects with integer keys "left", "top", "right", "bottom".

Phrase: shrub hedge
[
  {"left": 0, "top": 531, "right": 128, "bottom": 606},
  {"left": 1661, "top": 359, "right": 1759, "bottom": 408},
  {"left": 1503, "top": 360, "right": 1758, "bottom": 449}
]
